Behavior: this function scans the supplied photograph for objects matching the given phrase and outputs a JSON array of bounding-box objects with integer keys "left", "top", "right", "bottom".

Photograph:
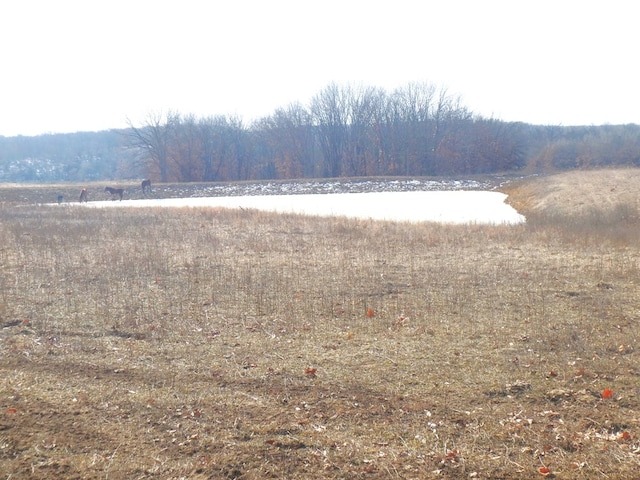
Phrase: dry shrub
[{"left": 1, "top": 181, "right": 639, "bottom": 479}]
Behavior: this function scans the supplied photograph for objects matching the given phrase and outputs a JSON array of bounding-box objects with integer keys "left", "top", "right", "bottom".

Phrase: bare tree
[
  {"left": 387, "top": 82, "right": 439, "bottom": 174},
  {"left": 172, "top": 114, "right": 203, "bottom": 181},
  {"left": 126, "top": 111, "right": 179, "bottom": 182},
  {"left": 344, "top": 85, "right": 386, "bottom": 176},
  {"left": 255, "top": 103, "right": 316, "bottom": 178},
  {"left": 197, "top": 115, "right": 247, "bottom": 182},
  {"left": 199, "top": 116, "right": 225, "bottom": 182},
  {"left": 311, "top": 83, "right": 350, "bottom": 177}
]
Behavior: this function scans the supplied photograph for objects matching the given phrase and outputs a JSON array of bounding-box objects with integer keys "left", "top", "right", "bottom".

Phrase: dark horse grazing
[
  {"left": 141, "top": 179, "right": 151, "bottom": 195},
  {"left": 79, "top": 189, "right": 88, "bottom": 203},
  {"left": 104, "top": 186, "right": 124, "bottom": 201}
]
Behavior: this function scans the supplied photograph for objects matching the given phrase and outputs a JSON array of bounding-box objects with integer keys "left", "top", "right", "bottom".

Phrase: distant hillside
[{"left": 0, "top": 129, "right": 139, "bottom": 182}]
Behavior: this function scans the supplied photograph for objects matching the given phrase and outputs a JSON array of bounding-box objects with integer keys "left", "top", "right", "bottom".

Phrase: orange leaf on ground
[{"left": 601, "top": 388, "right": 614, "bottom": 399}]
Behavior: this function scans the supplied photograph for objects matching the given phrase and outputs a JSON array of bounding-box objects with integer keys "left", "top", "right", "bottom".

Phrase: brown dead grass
[
  {"left": 503, "top": 168, "right": 640, "bottom": 221},
  {"left": 1, "top": 170, "right": 640, "bottom": 479}
]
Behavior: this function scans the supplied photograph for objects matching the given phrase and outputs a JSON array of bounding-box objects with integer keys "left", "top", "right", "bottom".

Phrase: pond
[{"left": 83, "top": 190, "right": 525, "bottom": 225}]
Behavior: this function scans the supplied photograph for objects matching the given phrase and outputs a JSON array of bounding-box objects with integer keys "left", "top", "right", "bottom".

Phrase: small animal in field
[
  {"left": 79, "top": 189, "right": 88, "bottom": 203},
  {"left": 57, "top": 194, "right": 64, "bottom": 204},
  {"left": 141, "top": 179, "right": 151, "bottom": 195},
  {"left": 104, "top": 186, "right": 124, "bottom": 201}
]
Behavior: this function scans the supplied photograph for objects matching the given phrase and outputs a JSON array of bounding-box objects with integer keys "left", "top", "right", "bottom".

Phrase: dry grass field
[{"left": 1, "top": 169, "right": 639, "bottom": 479}]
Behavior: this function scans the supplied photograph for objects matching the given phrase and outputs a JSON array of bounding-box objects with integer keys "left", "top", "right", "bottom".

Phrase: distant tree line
[
  {"left": 526, "top": 123, "right": 640, "bottom": 170},
  {"left": 127, "top": 83, "right": 529, "bottom": 183},
  {"left": 1, "top": 82, "right": 640, "bottom": 183}
]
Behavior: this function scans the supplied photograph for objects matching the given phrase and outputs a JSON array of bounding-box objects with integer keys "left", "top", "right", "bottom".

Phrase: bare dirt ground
[{"left": 1, "top": 169, "right": 640, "bottom": 479}]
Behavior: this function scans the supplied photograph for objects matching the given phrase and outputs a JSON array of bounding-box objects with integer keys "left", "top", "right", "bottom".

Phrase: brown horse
[
  {"left": 104, "top": 186, "right": 124, "bottom": 201},
  {"left": 79, "top": 189, "right": 88, "bottom": 203},
  {"left": 141, "top": 179, "right": 151, "bottom": 195}
]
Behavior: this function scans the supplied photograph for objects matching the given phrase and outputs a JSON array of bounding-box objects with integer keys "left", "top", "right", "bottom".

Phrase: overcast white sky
[{"left": 1, "top": 0, "right": 637, "bottom": 137}]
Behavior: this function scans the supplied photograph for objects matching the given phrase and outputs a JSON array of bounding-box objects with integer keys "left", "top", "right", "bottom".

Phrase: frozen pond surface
[{"left": 82, "top": 190, "right": 525, "bottom": 225}]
